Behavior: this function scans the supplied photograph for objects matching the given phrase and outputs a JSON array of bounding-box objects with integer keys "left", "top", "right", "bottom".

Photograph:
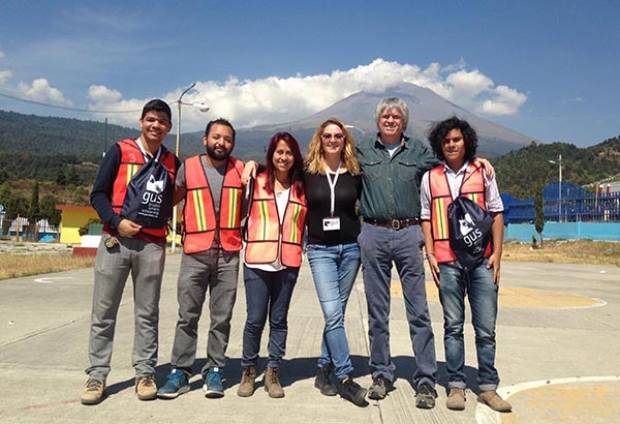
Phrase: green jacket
[{"left": 356, "top": 134, "right": 439, "bottom": 220}]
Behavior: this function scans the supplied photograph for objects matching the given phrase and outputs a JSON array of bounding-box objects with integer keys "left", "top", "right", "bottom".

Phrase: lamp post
[
  {"left": 548, "top": 154, "right": 563, "bottom": 222},
  {"left": 171, "top": 83, "right": 209, "bottom": 252}
]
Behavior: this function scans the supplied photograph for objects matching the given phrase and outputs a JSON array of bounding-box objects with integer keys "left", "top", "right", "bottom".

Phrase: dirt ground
[{"left": 503, "top": 239, "right": 620, "bottom": 266}]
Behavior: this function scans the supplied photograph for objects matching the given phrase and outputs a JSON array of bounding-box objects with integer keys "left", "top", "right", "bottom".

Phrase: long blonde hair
[{"left": 305, "top": 118, "right": 360, "bottom": 175}]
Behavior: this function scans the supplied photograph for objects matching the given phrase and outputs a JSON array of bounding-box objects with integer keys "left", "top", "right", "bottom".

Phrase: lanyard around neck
[{"left": 324, "top": 161, "right": 342, "bottom": 216}]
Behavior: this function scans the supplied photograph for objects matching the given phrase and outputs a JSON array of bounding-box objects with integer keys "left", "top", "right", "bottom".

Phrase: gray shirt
[{"left": 176, "top": 155, "right": 226, "bottom": 213}]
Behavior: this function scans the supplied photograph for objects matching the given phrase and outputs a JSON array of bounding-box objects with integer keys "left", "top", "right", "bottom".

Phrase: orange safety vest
[
  {"left": 245, "top": 172, "right": 307, "bottom": 268},
  {"left": 182, "top": 155, "right": 244, "bottom": 254},
  {"left": 108, "top": 139, "right": 177, "bottom": 239},
  {"left": 429, "top": 163, "right": 492, "bottom": 264}
]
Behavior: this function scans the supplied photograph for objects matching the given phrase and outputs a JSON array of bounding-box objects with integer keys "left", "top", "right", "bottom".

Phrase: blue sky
[{"left": 0, "top": 0, "right": 618, "bottom": 146}]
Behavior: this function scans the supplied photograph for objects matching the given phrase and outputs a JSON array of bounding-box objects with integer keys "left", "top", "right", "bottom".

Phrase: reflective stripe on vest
[
  {"left": 429, "top": 163, "right": 491, "bottom": 263},
  {"left": 182, "top": 155, "right": 244, "bottom": 254},
  {"left": 108, "top": 139, "right": 177, "bottom": 239},
  {"left": 245, "top": 172, "right": 307, "bottom": 268}
]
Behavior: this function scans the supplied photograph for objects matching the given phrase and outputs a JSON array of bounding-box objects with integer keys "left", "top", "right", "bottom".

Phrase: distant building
[
  {"left": 8, "top": 216, "right": 29, "bottom": 236},
  {"left": 597, "top": 182, "right": 620, "bottom": 194},
  {"left": 56, "top": 204, "right": 100, "bottom": 244}
]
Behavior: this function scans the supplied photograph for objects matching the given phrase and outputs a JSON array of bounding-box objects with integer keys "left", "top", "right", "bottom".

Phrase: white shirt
[
  {"left": 420, "top": 161, "right": 504, "bottom": 220},
  {"left": 245, "top": 187, "right": 291, "bottom": 272}
]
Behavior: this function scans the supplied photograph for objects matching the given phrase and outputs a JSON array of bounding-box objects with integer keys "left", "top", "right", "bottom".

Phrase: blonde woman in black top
[{"left": 304, "top": 118, "right": 367, "bottom": 407}]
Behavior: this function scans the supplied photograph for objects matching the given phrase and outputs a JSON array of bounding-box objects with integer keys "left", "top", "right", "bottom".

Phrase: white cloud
[
  {"left": 92, "top": 58, "right": 527, "bottom": 129},
  {"left": 0, "top": 50, "right": 11, "bottom": 85},
  {"left": 0, "top": 70, "right": 12, "bottom": 84},
  {"left": 446, "top": 70, "right": 494, "bottom": 101},
  {"left": 480, "top": 85, "right": 527, "bottom": 116},
  {"left": 88, "top": 84, "right": 122, "bottom": 103},
  {"left": 17, "top": 78, "right": 73, "bottom": 106}
]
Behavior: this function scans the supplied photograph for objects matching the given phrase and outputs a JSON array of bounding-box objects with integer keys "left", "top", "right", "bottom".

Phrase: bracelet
[{"left": 425, "top": 252, "right": 435, "bottom": 260}]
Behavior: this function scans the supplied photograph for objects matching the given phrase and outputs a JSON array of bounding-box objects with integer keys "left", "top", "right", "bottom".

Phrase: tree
[
  {"left": 55, "top": 168, "right": 67, "bottom": 186},
  {"left": 65, "top": 165, "right": 82, "bottom": 186},
  {"left": 0, "top": 168, "right": 8, "bottom": 184},
  {"left": 40, "top": 195, "right": 61, "bottom": 226},
  {"left": 534, "top": 186, "right": 544, "bottom": 247},
  {"left": 28, "top": 181, "right": 41, "bottom": 221}
]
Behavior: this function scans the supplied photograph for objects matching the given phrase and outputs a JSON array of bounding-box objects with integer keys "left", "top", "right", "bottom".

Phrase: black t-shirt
[{"left": 304, "top": 170, "right": 362, "bottom": 245}]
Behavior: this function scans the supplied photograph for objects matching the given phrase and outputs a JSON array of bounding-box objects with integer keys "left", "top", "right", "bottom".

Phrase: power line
[{"left": 0, "top": 91, "right": 141, "bottom": 114}]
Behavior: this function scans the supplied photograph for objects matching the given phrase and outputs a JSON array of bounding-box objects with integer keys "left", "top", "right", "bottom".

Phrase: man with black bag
[
  {"left": 420, "top": 117, "right": 511, "bottom": 413},
  {"left": 82, "top": 99, "right": 179, "bottom": 405}
]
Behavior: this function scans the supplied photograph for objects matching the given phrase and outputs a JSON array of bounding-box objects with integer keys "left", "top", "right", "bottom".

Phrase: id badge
[{"left": 322, "top": 217, "right": 341, "bottom": 231}]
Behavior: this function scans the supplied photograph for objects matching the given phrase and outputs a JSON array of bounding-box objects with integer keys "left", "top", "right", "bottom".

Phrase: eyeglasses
[{"left": 321, "top": 133, "right": 345, "bottom": 141}]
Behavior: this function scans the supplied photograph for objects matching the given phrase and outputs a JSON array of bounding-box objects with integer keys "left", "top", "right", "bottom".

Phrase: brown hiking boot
[
  {"left": 478, "top": 390, "right": 512, "bottom": 412},
  {"left": 135, "top": 375, "right": 157, "bottom": 401},
  {"left": 263, "top": 366, "right": 284, "bottom": 398},
  {"left": 446, "top": 388, "right": 466, "bottom": 410},
  {"left": 81, "top": 378, "right": 105, "bottom": 405},
  {"left": 237, "top": 366, "right": 257, "bottom": 397}
]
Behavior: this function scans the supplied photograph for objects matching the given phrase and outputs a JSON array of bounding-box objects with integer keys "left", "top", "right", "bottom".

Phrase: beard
[{"left": 206, "top": 144, "right": 232, "bottom": 161}]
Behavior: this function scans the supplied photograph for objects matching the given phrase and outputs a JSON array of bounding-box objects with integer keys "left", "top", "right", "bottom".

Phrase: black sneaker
[
  {"left": 368, "top": 376, "right": 390, "bottom": 400},
  {"left": 415, "top": 383, "right": 438, "bottom": 409},
  {"left": 314, "top": 366, "right": 337, "bottom": 396},
  {"left": 338, "top": 378, "right": 368, "bottom": 407}
]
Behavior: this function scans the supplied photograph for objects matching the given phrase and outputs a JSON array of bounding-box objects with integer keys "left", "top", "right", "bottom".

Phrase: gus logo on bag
[
  {"left": 146, "top": 175, "right": 165, "bottom": 193},
  {"left": 142, "top": 174, "right": 165, "bottom": 205},
  {"left": 122, "top": 155, "right": 173, "bottom": 228},
  {"left": 448, "top": 197, "right": 493, "bottom": 269},
  {"left": 458, "top": 212, "right": 483, "bottom": 248}
]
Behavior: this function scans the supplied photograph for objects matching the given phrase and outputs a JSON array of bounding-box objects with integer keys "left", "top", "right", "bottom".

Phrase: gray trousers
[
  {"left": 170, "top": 248, "right": 240, "bottom": 375},
  {"left": 86, "top": 236, "right": 165, "bottom": 381},
  {"left": 359, "top": 223, "right": 437, "bottom": 388}
]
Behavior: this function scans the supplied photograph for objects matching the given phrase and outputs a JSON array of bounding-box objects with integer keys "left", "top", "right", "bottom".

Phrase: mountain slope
[{"left": 209, "top": 82, "right": 534, "bottom": 159}]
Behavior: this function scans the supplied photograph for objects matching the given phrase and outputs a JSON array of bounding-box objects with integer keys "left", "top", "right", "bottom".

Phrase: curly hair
[
  {"left": 427, "top": 116, "right": 478, "bottom": 162},
  {"left": 305, "top": 118, "right": 360, "bottom": 175}
]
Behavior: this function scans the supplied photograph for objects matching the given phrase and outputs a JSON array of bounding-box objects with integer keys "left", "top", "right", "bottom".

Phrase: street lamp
[
  {"left": 171, "top": 83, "right": 210, "bottom": 252},
  {"left": 548, "top": 154, "right": 563, "bottom": 222}
]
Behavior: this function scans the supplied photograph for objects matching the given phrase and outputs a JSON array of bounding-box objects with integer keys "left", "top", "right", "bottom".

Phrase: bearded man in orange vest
[
  {"left": 157, "top": 118, "right": 245, "bottom": 399},
  {"left": 420, "top": 117, "right": 511, "bottom": 413},
  {"left": 82, "top": 99, "right": 179, "bottom": 405}
]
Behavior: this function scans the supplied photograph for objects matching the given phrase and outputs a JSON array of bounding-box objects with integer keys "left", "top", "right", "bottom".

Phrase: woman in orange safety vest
[{"left": 238, "top": 132, "right": 307, "bottom": 399}]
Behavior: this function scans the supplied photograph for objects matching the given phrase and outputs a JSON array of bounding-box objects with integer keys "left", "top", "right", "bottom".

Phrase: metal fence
[
  {"left": 543, "top": 182, "right": 620, "bottom": 222},
  {"left": 502, "top": 182, "right": 620, "bottom": 223}
]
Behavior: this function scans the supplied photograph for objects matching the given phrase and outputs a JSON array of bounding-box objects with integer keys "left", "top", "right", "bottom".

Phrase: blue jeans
[
  {"left": 307, "top": 242, "right": 361, "bottom": 380},
  {"left": 359, "top": 223, "right": 437, "bottom": 388},
  {"left": 438, "top": 260, "right": 500, "bottom": 391},
  {"left": 241, "top": 265, "right": 299, "bottom": 369}
]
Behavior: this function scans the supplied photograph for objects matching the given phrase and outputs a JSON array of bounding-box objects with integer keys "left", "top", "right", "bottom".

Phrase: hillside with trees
[
  {"left": 494, "top": 136, "right": 620, "bottom": 199},
  {"left": 1, "top": 108, "right": 619, "bottom": 232}
]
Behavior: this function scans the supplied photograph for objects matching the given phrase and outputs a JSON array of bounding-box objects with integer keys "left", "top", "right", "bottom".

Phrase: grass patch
[
  {"left": 503, "top": 240, "right": 620, "bottom": 266},
  {"left": 0, "top": 254, "right": 94, "bottom": 280}
]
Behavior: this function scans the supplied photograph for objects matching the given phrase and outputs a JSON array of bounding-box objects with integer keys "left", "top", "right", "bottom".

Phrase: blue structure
[
  {"left": 501, "top": 193, "right": 535, "bottom": 224},
  {"left": 544, "top": 182, "right": 620, "bottom": 222}
]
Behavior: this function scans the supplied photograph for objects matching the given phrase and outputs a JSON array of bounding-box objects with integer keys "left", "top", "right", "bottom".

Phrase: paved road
[{"left": 1, "top": 255, "right": 619, "bottom": 424}]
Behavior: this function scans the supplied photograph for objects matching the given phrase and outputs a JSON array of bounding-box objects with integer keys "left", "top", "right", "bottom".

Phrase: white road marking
[
  {"left": 33, "top": 277, "right": 74, "bottom": 284},
  {"left": 475, "top": 375, "right": 620, "bottom": 424}
]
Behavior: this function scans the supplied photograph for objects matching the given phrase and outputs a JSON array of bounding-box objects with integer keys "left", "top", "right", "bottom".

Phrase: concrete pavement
[{"left": 0, "top": 255, "right": 619, "bottom": 424}]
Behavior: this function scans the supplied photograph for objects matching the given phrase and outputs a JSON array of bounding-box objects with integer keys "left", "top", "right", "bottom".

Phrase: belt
[{"left": 363, "top": 217, "right": 420, "bottom": 230}]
